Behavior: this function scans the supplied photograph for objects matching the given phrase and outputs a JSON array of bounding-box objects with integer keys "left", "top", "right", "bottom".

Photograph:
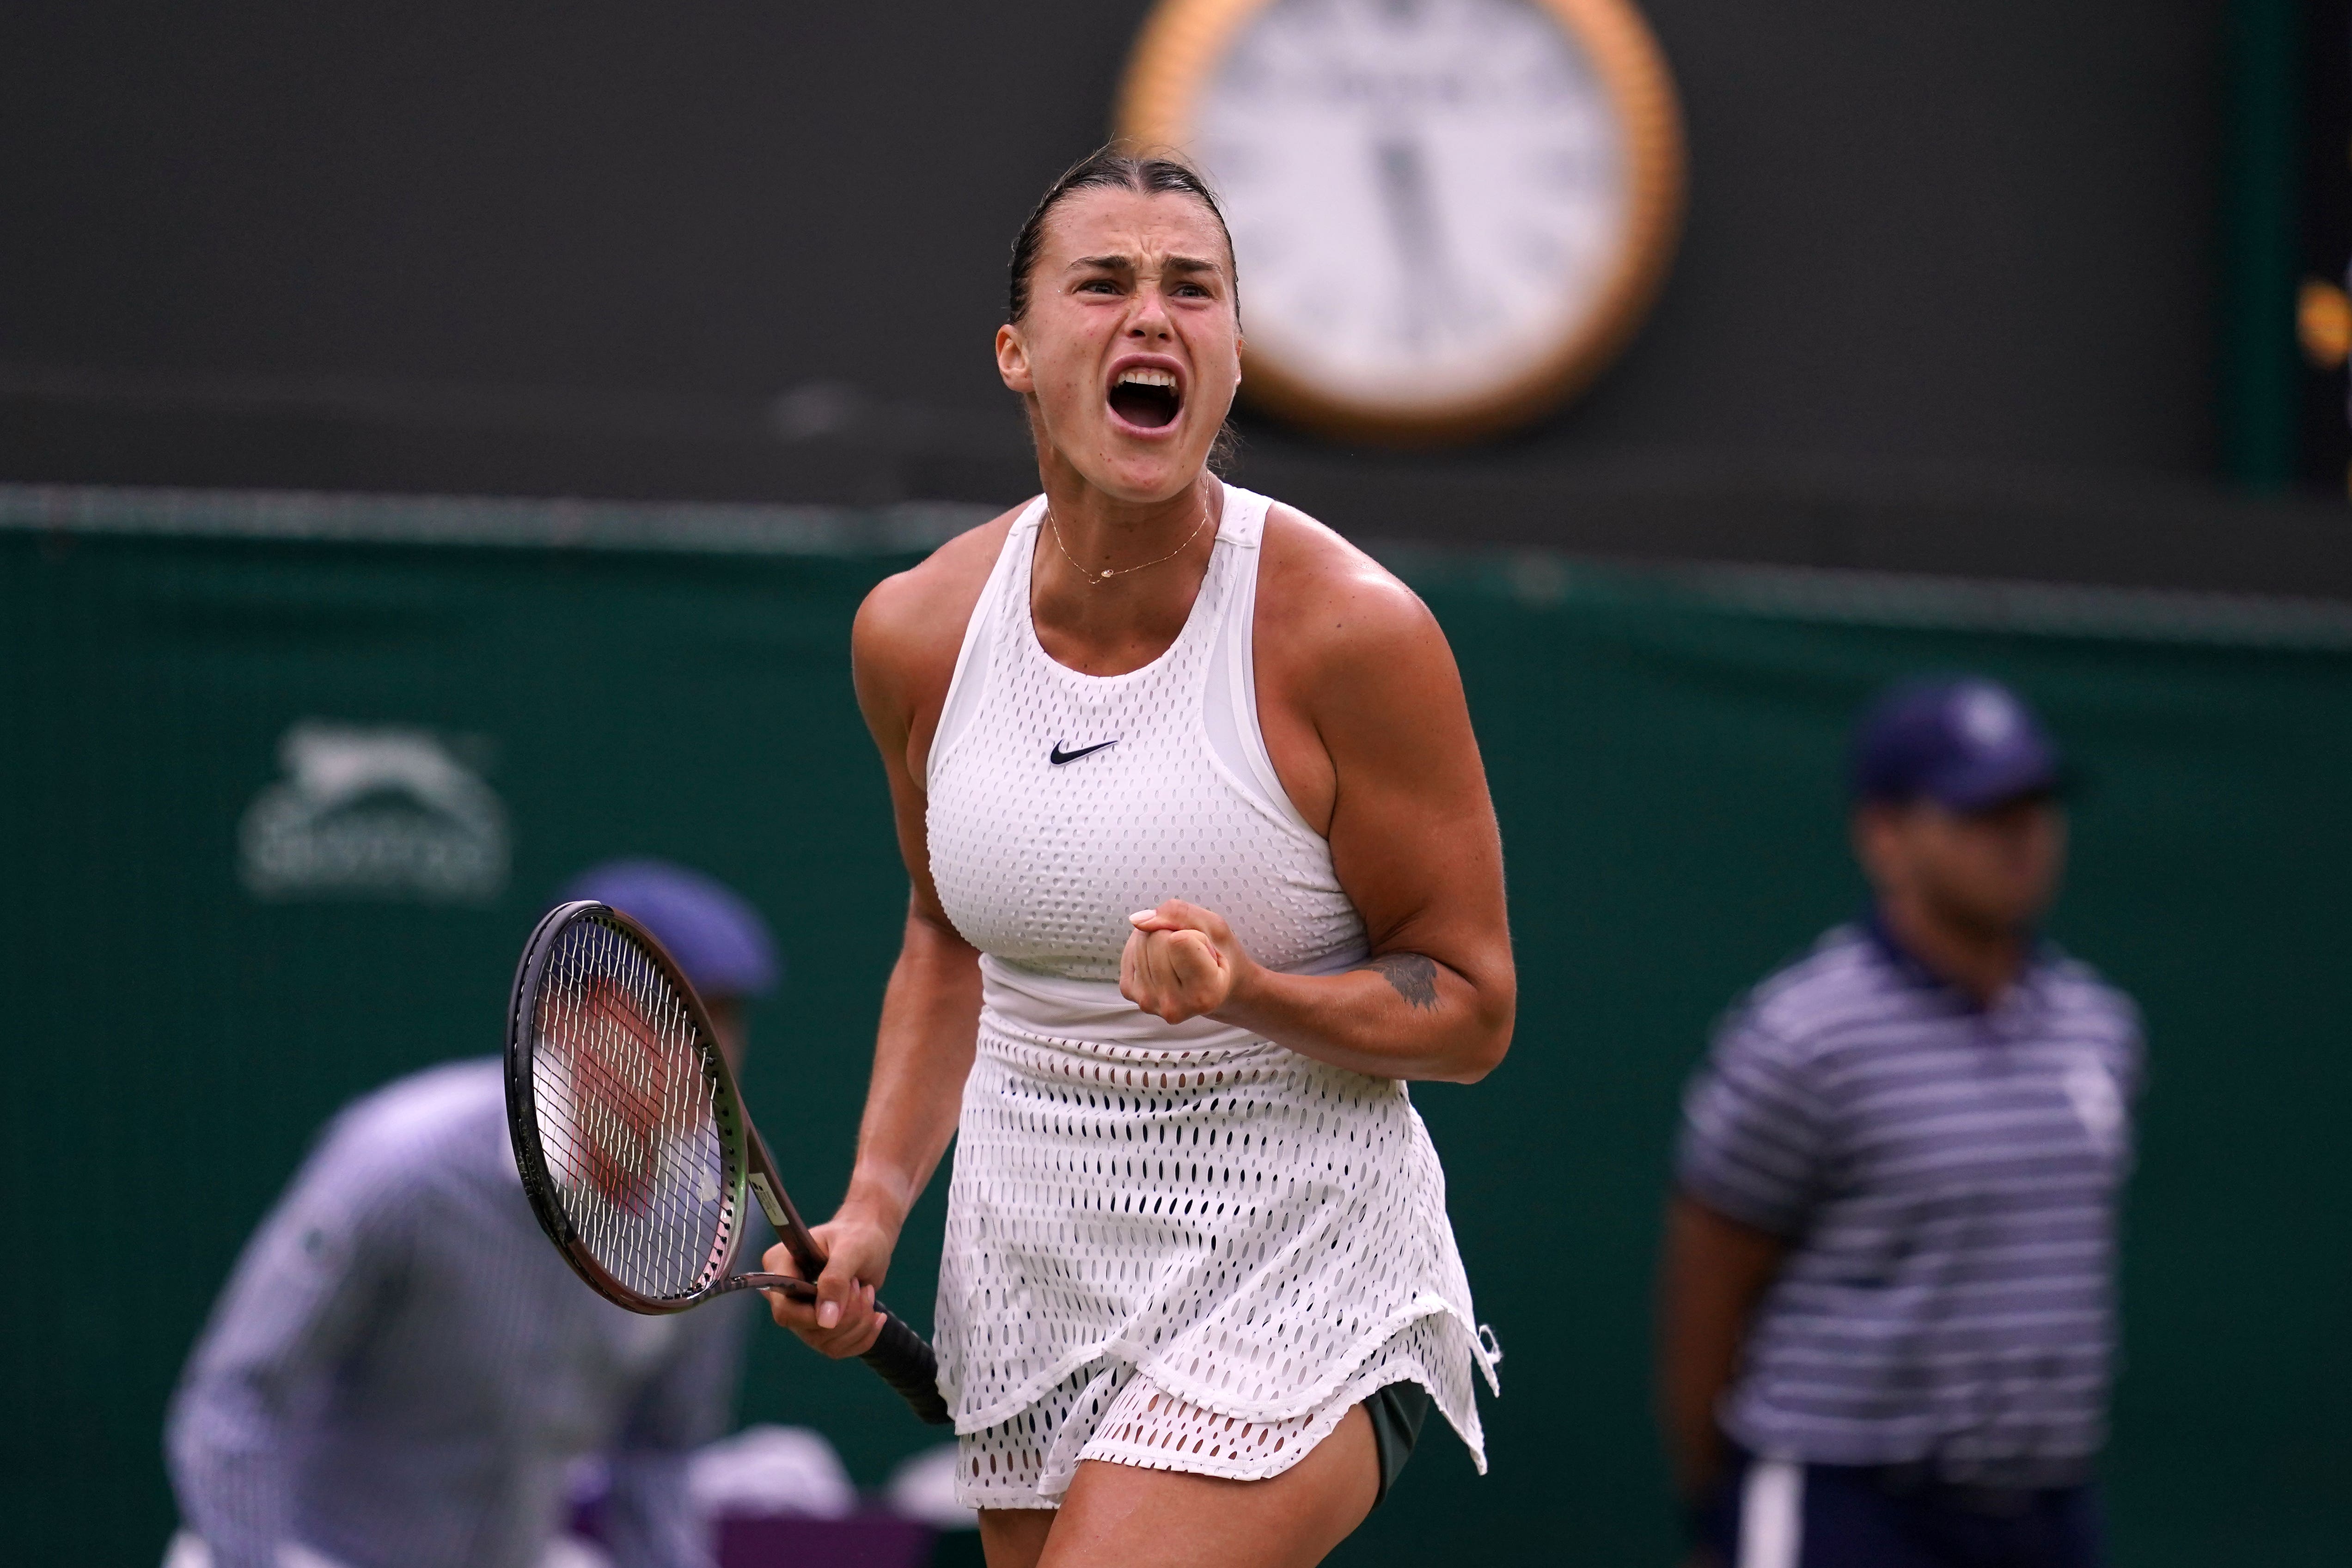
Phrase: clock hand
[{"left": 1374, "top": 135, "right": 1457, "bottom": 350}]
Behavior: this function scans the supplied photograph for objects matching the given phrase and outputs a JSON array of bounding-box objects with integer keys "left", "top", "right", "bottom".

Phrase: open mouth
[{"left": 1108, "top": 366, "right": 1182, "bottom": 430}]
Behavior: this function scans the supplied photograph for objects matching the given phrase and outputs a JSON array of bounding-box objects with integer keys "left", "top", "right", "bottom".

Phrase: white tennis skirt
[{"left": 935, "top": 1010, "right": 1499, "bottom": 1509}]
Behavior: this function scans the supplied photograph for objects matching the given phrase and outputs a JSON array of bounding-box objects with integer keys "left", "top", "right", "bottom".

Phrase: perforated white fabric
[
  {"left": 955, "top": 1304, "right": 1472, "bottom": 1507},
  {"left": 925, "top": 487, "right": 1498, "bottom": 1507},
  {"left": 927, "top": 489, "right": 1364, "bottom": 989}
]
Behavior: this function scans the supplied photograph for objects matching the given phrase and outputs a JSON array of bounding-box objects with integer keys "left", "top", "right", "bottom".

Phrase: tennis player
[{"left": 764, "top": 149, "right": 1512, "bottom": 1568}]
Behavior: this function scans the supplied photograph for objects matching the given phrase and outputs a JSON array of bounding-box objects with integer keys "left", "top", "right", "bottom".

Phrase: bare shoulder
[
  {"left": 1258, "top": 501, "right": 1452, "bottom": 682},
  {"left": 852, "top": 503, "right": 1022, "bottom": 711}
]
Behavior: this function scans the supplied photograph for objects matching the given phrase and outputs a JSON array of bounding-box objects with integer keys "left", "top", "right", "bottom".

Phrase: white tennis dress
[{"left": 925, "top": 484, "right": 1499, "bottom": 1509}]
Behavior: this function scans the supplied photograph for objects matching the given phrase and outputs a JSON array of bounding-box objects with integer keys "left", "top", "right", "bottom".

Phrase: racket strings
[
  {"left": 604, "top": 919, "right": 729, "bottom": 1293},
  {"left": 530, "top": 915, "right": 735, "bottom": 1300},
  {"left": 570, "top": 920, "right": 725, "bottom": 1294}
]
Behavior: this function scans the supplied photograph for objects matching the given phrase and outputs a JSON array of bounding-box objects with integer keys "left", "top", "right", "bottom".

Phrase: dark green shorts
[{"left": 1366, "top": 1380, "right": 1432, "bottom": 1508}]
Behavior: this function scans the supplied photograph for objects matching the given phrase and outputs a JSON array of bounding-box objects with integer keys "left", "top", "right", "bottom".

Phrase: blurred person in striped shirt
[
  {"left": 1657, "top": 677, "right": 2141, "bottom": 1568},
  {"left": 164, "top": 860, "right": 779, "bottom": 1568}
]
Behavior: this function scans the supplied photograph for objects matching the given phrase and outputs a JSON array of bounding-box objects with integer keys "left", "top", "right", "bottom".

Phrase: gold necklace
[{"left": 1045, "top": 486, "right": 1214, "bottom": 585}]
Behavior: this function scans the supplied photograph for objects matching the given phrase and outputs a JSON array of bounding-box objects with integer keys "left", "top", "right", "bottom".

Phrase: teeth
[{"left": 1117, "top": 368, "right": 1177, "bottom": 390}]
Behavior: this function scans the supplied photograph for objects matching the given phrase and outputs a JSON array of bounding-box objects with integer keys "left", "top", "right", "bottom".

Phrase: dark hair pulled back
[{"left": 1006, "top": 145, "right": 1238, "bottom": 324}]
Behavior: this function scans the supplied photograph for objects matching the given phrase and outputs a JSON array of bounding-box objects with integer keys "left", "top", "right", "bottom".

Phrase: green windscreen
[{"left": 2, "top": 488, "right": 2343, "bottom": 1565}]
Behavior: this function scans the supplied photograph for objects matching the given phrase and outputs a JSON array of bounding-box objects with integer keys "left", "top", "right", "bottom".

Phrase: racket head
[{"left": 505, "top": 899, "right": 758, "bottom": 1314}]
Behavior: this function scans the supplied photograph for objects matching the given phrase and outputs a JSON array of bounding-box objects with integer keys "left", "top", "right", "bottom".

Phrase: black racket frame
[{"left": 506, "top": 898, "right": 950, "bottom": 1425}]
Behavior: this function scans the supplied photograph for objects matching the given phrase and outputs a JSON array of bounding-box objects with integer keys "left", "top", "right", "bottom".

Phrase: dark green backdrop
[{"left": 2, "top": 493, "right": 2345, "bottom": 1564}]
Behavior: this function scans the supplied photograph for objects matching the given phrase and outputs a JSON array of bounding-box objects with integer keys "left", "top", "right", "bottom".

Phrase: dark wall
[
  {"left": 2297, "top": 1, "right": 2352, "bottom": 488},
  {"left": 0, "top": 3, "right": 2240, "bottom": 547},
  {"left": 1465, "top": 1, "right": 2224, "bottom": 474}
]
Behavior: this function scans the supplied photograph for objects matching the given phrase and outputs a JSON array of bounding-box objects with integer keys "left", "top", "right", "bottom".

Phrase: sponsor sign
[{"left": 240, "top": 721, "right": 508, "bottom": 902}]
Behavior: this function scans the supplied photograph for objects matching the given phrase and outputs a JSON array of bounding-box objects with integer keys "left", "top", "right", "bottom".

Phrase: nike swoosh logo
[{"left": 1048, "top": 739, "right": 1119, "bottom": 765}]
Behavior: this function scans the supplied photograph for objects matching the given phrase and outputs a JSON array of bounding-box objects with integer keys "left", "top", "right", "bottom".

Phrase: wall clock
[{"left": 1117, "top": 0, "right": 1684, "bottom": 446}]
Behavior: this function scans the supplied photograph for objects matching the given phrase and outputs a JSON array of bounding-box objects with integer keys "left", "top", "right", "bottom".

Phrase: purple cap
[
  {"left": 1847, "top": 677, "right": 2063, "bottom": 812},
  {"left": 557, "top": 859, "right": 780, "bottom": 998}
]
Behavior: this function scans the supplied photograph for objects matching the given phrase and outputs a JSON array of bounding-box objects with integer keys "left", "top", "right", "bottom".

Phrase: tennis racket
[{"left": 504, "top": 898, "right": 949, "bottom": 1425}]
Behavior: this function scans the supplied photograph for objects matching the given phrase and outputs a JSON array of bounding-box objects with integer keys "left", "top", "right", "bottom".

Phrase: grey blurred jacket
[{"left": 166, "top": 1060, "right": 752, "bottom": 1568}]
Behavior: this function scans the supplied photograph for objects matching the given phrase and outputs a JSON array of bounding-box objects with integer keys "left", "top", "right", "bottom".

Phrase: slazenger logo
[{"left": 238, "top": 721, "right": 508, "bottom": 902}]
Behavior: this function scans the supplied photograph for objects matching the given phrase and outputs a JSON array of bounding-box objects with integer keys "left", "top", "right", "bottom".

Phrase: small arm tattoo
[{"left": 1356, "top": 952, "right": 1441, "bottom": 1011}]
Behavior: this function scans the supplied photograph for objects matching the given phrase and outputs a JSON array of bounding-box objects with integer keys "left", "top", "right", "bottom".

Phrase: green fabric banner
[{"left": 2, "top": 489, "right": 2344, "bottom": 1564}]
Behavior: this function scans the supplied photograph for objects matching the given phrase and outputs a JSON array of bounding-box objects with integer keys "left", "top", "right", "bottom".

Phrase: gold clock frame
[{"left": 1115, "top": 0, "right": 1686, "bottom": 447}]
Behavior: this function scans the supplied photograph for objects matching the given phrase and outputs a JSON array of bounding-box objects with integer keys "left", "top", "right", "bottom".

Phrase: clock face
[{"left": 1120, "top": 0, "right": 1682, "bottom": 443}]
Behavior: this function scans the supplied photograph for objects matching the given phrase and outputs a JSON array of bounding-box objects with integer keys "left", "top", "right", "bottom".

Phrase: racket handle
[
  {"left": 863, "top": 1304, "right": 953, "bottom": 1426},
  {"left": 734, "top": 1273, "right": 949, "bottom": 1425},
  {"left": 734, "top": 1272, "right": 817, "bottom": 1302}
]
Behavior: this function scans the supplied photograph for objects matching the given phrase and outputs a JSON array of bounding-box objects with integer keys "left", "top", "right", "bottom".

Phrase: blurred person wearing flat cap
[
  {"left": 1657, "top": 678, "right": 2143, "bottom": 1568},
  {"left": 165, "top": 860, "right": 780, "bottom": 1568}
]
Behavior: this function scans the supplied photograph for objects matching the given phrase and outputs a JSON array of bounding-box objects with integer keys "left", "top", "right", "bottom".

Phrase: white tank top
[
  {"left": 922, "top": 485, "right": 1497, "bottom": 1471},
  {"left": 925, "top": 484, "right": 1368, "bottom": 1046}
]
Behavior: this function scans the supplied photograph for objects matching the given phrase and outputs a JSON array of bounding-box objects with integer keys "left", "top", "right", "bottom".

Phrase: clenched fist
[{"left": 1120, "top": 899, "right": 1257, "bottom": 1024}]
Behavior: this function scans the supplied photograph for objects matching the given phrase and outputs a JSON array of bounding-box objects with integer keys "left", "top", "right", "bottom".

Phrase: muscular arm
[
  {"left": 1121, "top": 509, "right": 1515, "bottom": 1082},
  {"left": 1654, "top": 1193, "right": 1788, "bottom": 1501},
  {"left": 764, "top": 519, "right": 1002, "bottom": 1357}
]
